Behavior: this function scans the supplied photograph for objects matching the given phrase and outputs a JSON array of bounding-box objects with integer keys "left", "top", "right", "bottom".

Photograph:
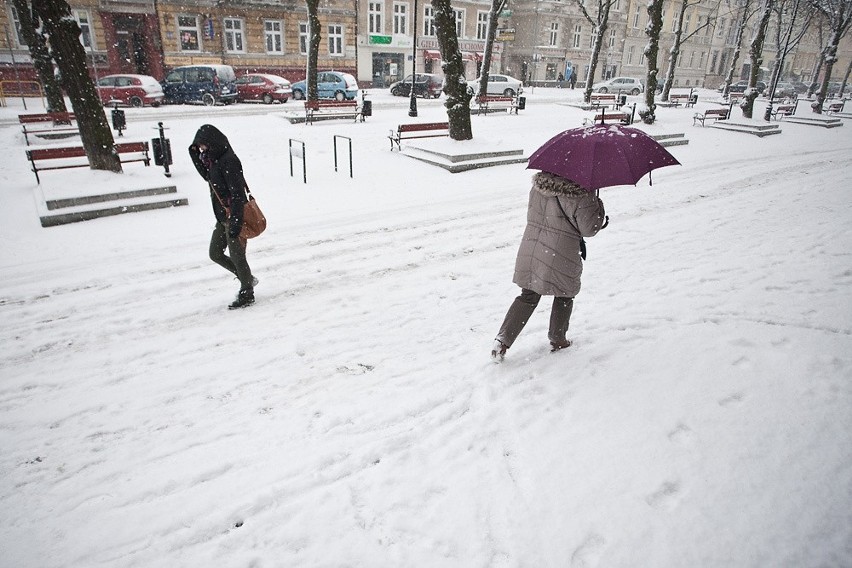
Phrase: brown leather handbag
[{"left": 213, "top": 184, "right": 267, "bottom": 239}]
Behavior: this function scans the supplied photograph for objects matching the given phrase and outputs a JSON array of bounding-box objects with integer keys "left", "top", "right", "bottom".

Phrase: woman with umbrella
[
  {"left": 491, "top": 172, "right": 607, "bottom": 361},
  {"left": 491, "top": 124, "right": 679, "bottom": 361}
]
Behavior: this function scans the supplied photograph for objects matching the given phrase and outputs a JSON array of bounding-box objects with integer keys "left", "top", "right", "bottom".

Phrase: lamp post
[{"left": 409, "top": 0, "right": 418, "bottom": 117}]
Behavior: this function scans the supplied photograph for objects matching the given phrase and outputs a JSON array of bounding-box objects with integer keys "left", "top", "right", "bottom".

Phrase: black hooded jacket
[{"left": 189, "top": 124, "right": 248, "bottom": 238}]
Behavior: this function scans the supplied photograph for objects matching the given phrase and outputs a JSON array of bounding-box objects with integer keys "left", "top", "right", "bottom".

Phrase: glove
[{"left": 601, "top": 215, "right": 610, "bottom": 230}]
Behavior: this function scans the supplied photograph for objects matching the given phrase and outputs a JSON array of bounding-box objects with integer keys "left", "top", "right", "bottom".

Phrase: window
[
  {"left": 609, "top": 28, "right": 616, "bottom": 48},
  {"left": 710, "top": 50, "right": 718, "bottom": 73},
  {"left": 178, "top": 15, "right": 200, "bottom": 51},
  {"left": 717, "top": 18, "right": 726, "bottom": 38},
  {"left": 393, "top": 3, "right": 408, "bottom": 35},
  {"left": 699, "top": 51, "right": 706, "bottom": 69},
  {"left": 299, "top": 22, "right": 309, "bottom": 54},
  {"left": 369, "top": 2, "right": 383, "bottom": 34},
  {"left": 423, "top": 6, "right": 436, "bottom": 36},
  {"left": 454, "top": 9, "right": 464, "bottom": 37},
  {"left": 614, "top": 0, "right": 621, "bottom": 11},
  {"left": 265, "top": 20, "right": 283, "bottom": 53},
  {"left": 549, "top": 22, "right": 559, "bottom": 46},
  {"left": 627, "top": 45, "right": 635, "bottom": 65},
  {"left": 633, "top": 6, "right": 641, "bottom": 29},
  {"left": 72, "top": 10, "right": 93, "bottom": 49},
  {"left": 671, "top": 12, "right": 678, "bottom": 33},
  {"left": 573, "top": 24, "right": 582, "bottom": 48},
  {"left": 684, "top": 14, "right": 691, "bottom": 34},
  {"left": 328, "top": 24, "right": 343, "bottom": 56},
  {"left": 689, "top": 51, "right": 695, "bottom": 68},
  {"left": 477, "top": 11, "right": 489, "bottom": 40},
  {"left": 224, "top": 18, "right": 244, "bottom": 53},
  {"left": 9, "top": 6, "right": 27, "bottom": 46}
]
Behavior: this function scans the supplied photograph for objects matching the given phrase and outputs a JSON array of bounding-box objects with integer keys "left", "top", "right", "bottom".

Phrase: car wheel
[
  {"left": 598, "top": 87, "right": 609, "bottom": 94},
  {"left": 334, "top": 91, "right": 345, "bottom": 101},
  {"left": 292, "top": 89, "right": 304, "bottom": 100},
  {"left": 263, "top": 93, "right": 273, "bottom": 104},
  {"left": 503, "top": 88, "right": 516, "bottom": 97},
  {"left": 130, "top": 96, "right": 143, "bottom": 108},
  {"left": 630, "top": 88, "right": 640, "bottom": 95},
  {"left": 391, "top": 86, "right": 401, "bottom": 96},
  {"left": 201, "top": 93, "right": 215, "bottom": 106}
]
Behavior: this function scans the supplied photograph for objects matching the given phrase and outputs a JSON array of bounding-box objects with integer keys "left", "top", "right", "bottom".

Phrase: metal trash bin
[
  {"left": 618, "top": 94, "right": 627, "bottom": 108},
  {"left": 517, "top": 96, "right": 526, "bottom": 110},
  {"left": 152, "top": 138, "right": 172, "bottom": 167},
  {"left": 361, "top": 99, "right": 373, "bottom": 117},
  {"left": 111, "top": 107, "right": 126, "bottom": 134}
]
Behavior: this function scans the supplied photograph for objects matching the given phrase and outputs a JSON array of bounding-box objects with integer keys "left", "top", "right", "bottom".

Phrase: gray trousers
[
  {"left": 209, "top": 222, "right": 253, "bottom": 291},
  {"left": 496, "top": 288, "right": 574, "bottom": 348}
]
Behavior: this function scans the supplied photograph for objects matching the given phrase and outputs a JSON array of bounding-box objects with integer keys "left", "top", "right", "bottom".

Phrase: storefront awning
[
  {"left": 424, "top": 50, "right": 441, "bottom": 60},
  {"left": 461, "top": 52, "right": 476, "bottom": 61}
]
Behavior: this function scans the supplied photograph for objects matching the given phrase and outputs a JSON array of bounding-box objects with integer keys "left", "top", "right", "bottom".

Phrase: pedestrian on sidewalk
[
  {"left": 189, "top": 124, "right": 257, "bottom": 310},
  {"left": 491, "top": 171, "right": 608, "bottom": 361}
]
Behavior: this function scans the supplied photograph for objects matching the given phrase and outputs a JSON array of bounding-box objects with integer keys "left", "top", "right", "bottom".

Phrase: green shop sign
[{"left": 369, "top": 35, "right": 392, "bottom": 45}]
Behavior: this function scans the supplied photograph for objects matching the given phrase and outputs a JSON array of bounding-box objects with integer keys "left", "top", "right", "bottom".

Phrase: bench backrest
[
  {"left": 477, "top": 95, "right": 513, "bottom": 102},
  {"left": 707, "top": 108, "right": 729, "bottom": 117},
  {"left": 591, "top": 93, "right": 616, "bottom": 100},
  {"left": 305, "top": 100, "right": 357, "bottom": 109},
  {"left": 19, "top": 112, "right": 76, "bottom": 124},
  {"left": 28, "top": 141, "right": 148, "bottom": 162},
  {"left": 828, "top": 102, "right": 843, "bottom": 110},
  {"left": 398, "top": 122, "right": 449, "bottom": 133}
]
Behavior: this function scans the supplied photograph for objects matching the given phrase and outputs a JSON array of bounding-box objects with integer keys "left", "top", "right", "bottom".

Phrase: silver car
[
  {"left": 592, "top": 76, "right": 644, "bottom": 95},
  {"left": 468, "top": 74, "right": 524, "bottom": 97}
]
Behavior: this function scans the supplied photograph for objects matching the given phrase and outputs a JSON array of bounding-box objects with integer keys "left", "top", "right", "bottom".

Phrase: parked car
[
  {"left": 389, "top": 73, "right": 443, "bottom": 98},
  {"left": 724, "top": 80, "right": 767, "bottom": 95},
  {"left": 235, "top": 73, "right": 292, "bottom": 104},
  {"left": 467, "top": 74, "right": 523, "bottom": 97},
  {"left": 96, "top": 74, "right": 163, "bottom": 107},
  {"left": 826, "top": 81, "right": 845, "bottom": 97},
  {"left": 772, "top": 81, "right": 800, "bottom": 99},
  {"left": 291, "top": 71, "right": 359, "bottom": 101},
  {"left": 161, "top": 64, "right": 237, "bottom": 106},
  {"left": 591, "top": 76, "right": 644, "bottom": 95}
]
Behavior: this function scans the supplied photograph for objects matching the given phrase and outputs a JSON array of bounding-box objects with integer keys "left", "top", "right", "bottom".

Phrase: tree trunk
[
  {"left": 813, "top": 28, "right": 844, "bottom": 113},
  {"left": 722, "top": 0, "right": 752, "bottom": 100},
  {"left": 840, "top": 56, "right": 851, "bottom": 98},
  {"left": 583, "top": 21, "right": 608, "bottom": 104},
  {"left": 33, "top": 0, "right": 120, "bottom": 173},
  {"left": 432, "top": 0, "right": 473, "bottom": 140},
  {"left": 742, "top": 0, "right": 774, "bottom": 119},
  {"left": 478, "top": 0, "right": 506, "bottom": 96},
  {"left": 306, "top": 0, "right": 321, "bottom": 101},
  {"left": 662, "top": 0, "right": 689, "bottom": 101},
  {"left": 640, "top": 0, "right": 663, "bottom": 124},
  {"left": 11, "top": 0, "right": 66, "bottom": 113}
]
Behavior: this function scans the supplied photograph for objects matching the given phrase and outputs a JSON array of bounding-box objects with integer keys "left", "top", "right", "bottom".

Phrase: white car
[
  {"left": 468, "top": 74, "right": 523, "bottom": 97},
  {"left": 592, "top": 76, "right": 644, "bottom": 95}
]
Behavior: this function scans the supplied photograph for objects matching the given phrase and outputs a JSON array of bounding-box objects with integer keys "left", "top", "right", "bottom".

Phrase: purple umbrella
[{"left": 527, "top": 124, "right": 680, "bottom": 190}]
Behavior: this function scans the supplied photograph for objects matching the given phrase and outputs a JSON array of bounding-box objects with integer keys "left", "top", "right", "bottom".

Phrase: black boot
[{"left": 228, "top": 288, "right": 255, "bottom": 310}]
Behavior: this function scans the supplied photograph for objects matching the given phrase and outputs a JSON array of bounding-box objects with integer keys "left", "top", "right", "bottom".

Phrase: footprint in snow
[
  {"left": 646, "top": 480, "right": 682, "bottom": 511},
  {"left": 570, "top": 533, "right": 607, "bottom": 568}
]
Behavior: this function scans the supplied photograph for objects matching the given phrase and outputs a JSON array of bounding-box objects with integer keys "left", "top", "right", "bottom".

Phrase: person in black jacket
[{"left": 189, "top": 124, "right": 257, "bottom": 309}]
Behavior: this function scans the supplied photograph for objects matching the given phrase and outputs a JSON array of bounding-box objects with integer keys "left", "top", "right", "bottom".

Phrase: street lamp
[{"left": 409, "top": 0, "right": 418, "bottom": 117}]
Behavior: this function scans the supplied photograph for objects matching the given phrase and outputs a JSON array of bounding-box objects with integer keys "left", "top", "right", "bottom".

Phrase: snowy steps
[
  {"left": 649, "top": 132, "right": 689, "bottom": 147},
  {"left": 39, "top": 185, "right": 188, "bottom": 227},
  {"left": 401, "top": 145, "right": 528, "bottom": 173},
  {"left": 710, "top": 120, "right": 782, "bottom": 137},
  {"left": 781, "top": 115, "right": 844, "bottom": 128}
]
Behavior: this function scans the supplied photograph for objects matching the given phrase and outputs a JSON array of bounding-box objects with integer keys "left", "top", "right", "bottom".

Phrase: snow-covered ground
[{"left": 1, "top": 88, "right": 851, "bottom": 567}]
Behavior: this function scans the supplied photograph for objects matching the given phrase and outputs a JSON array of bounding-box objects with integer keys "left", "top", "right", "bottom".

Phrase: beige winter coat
[{"left": 513, "top": 172, "right": 607, "bottom": 297}]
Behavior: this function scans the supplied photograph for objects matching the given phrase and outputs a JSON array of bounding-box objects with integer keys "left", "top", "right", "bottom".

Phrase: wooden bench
[
  {"left": 589, "top": 93, "right": 618, "bottom": 109},
  {"left": 19, "top": 112, "right": 79, "bottom": 146},
  {"left": 584, "top": 109, "right": 632, "bottom": 126},
  {"left": 826, "top": 101, "right": 845, "bottom": 114},
  {"left": 389, "top": 122, "right": 450, "bottom": 151},
  {"left": 475, "top": 95, "right": 520, "bottom": 115},
  {"left": 26, "top": 141, "right": 151, "bottom": 184},
  {"left": 693, "top": 107, "right": 729, "bottom": 126},
  {"left": 304, "top": 100, "right": 362, "bottom": 125},
  {"left": 669, "top": 91, "right": 698, "bottom": 107},
  {"left": 771, "top": 104, "right": 795, "bottom": 120}
]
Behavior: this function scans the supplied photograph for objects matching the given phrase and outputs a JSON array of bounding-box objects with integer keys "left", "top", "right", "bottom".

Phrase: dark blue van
[{"left": 162, "top": 64, "right": 238, "bottom": 105}]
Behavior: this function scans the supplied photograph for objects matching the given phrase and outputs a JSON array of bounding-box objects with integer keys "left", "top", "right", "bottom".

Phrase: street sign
[
  {"left": 496, "top": 28, "right": 515, "bottom": 41},
  {"left": 369, "top": 34, "right": 392, "bottom": 45}
]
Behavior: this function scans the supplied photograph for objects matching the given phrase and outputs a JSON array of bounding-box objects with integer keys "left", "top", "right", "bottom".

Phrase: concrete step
[
  {"left": 403, "top": 145, "right": 528, "bottom": 173},
  {"left": 782, "top": 116, "right": 844, "bottom": 128},
  {"left": 710, "top": 121, "right": 782, "bottom": 137},
  {"left": 40, "top": 197, "right": 188, "bottom": 227},
  {"left": 650, "top": 132, "right": 690, "bottom": 146},
  {"left": 46, "top": 185, "right": 180, "bottom": 210}
]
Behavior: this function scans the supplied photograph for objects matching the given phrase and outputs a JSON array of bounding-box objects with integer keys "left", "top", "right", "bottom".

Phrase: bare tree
[
  {"left": 11, "top": 0, "right": 66, "bottom": 112},
  {"left": 806, "top": 22, "right": 826, "bottom": 96},
  {"left": 478, "top": 0, "right": 508, "bottom": 97},
  {"left": 576, "top": 0, "right": 617, "bottom": 104},
  {"left": 305, "top": 0, "right": 321, "bottom": 101},
  {"left": 431, "top": 0, "right": 473, "bottom": 140},
  {"left": 766, "top": 0, "right": 813, "bottom": 99},
  {"left": 809, "top": 0, "right": 852, "bottom": 112},
  {"left": 741, "top": 0, "right": 775, "bottom": 118},
  {"left": 640, "top": 0, "right": 664, "bottom": 124},
  {"left": 661, "top": 0, "right": 717, "bottom": 100},
  {"left": 32, "top": 0, "right": 120, "bottom": 173},
  {"left": 839, "top": 54, "right": 852, "bottom": 96},
  {"left": 720, "top": 0, "right": 759, "bottom": 99}
]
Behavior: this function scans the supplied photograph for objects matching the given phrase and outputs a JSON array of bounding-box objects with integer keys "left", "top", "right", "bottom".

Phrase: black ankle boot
[{"left": 228, "top": 288, "right": 255, "bottom": 310}]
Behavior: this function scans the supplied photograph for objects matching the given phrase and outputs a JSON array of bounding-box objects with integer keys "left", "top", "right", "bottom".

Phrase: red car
[
  {"left": 235, "top": 73, "right": 292, "bottom": 104},
  {"left": 96, "top": 74, "right": 164, "bottom": 107}
]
